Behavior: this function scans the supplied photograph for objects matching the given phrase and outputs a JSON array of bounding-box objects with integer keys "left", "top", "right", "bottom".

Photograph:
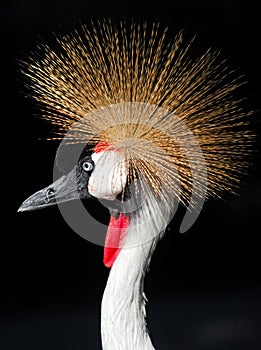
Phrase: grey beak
[{"left": 18, "top": 166, "right": 89, "bottom": 212}]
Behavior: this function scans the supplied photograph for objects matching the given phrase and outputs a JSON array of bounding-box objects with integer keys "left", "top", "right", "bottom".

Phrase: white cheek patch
[
  {"left": 91, "top": 151, "right": 103, "bottom": 164},
  {"left": 88, "top": 151, "right": 127, "bottom": 200}
]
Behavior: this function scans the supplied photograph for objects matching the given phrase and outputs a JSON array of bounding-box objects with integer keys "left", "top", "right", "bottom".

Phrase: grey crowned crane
[{"left": 18, "top": 20, "right": 253, "bottom": 350}]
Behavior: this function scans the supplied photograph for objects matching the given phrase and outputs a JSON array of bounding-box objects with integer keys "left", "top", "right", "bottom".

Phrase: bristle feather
[{"left": 21, "top": 20, "right": 254, "bottom": 207}]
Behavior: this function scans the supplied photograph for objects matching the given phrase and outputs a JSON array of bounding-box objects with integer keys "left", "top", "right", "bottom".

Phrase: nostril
[
  {"left": 45, "top": 188, "right": 56, "bottom": 203},
  {"left": 47, "top": 188, "right": 55, "bottom": 196}
]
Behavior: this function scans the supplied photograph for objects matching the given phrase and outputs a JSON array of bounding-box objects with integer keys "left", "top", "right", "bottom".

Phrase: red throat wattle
[
  {"left": 94, "top": 141, "right": 129, "bottom": 268},
  {"left": 103, "top": 213, "right": 129, "bottom": 268}
]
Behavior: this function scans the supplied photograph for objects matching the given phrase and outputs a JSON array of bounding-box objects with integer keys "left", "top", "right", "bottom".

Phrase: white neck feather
[{"left": 101, "top": 191, "right": 173, "bottom": 350}]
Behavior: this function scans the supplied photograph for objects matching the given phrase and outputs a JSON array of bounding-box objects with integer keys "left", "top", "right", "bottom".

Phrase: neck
[
  {"left": 101, "top": 191, "right": 173, "bottom": 349},
  {"left": 101, "top": 236, "right": 159, "bottom": 350}
]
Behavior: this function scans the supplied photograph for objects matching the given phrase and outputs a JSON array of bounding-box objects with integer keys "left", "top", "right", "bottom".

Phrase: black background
[{"left": 1, "top": 1, "right": 261, "bottom": 349}]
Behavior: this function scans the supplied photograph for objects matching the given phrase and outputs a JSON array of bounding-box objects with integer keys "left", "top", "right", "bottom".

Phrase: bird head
[
  {"left": 17, "top": 21, "right": 253, "bottom": 267},
  {"left": 18, "top": 142, "right": 127, "bottom": 212}
]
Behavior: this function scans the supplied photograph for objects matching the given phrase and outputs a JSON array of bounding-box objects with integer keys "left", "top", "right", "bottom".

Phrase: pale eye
[{"left": 82, "top": 161, "right": 94, "bottom": 172}]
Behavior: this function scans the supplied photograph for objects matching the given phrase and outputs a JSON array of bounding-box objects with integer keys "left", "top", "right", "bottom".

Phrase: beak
[{"left": 18, "top": 167, "right": 90, "bottom": 212}]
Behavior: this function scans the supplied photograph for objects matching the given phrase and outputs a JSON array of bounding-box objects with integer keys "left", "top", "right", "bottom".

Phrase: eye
[{"left": 82, "top": 161, "right": 94, "bottom": 172}]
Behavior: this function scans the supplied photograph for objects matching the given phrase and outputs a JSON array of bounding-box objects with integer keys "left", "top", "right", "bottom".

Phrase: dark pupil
[{"left": 83, "top": 162, "right": 92, "bottom": 171}]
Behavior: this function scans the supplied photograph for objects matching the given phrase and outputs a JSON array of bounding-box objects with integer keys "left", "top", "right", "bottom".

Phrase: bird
[{"left": 18, "top": 20, "right": 253, "bottom": 349}]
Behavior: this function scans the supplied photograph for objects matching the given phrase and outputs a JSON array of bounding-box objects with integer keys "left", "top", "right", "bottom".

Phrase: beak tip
[
  {"left": 17, "top": 203, "right": 27, "bottom": 212},
  {"left": 18, "top": 198, "right": 34, "bottom": 212}
]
